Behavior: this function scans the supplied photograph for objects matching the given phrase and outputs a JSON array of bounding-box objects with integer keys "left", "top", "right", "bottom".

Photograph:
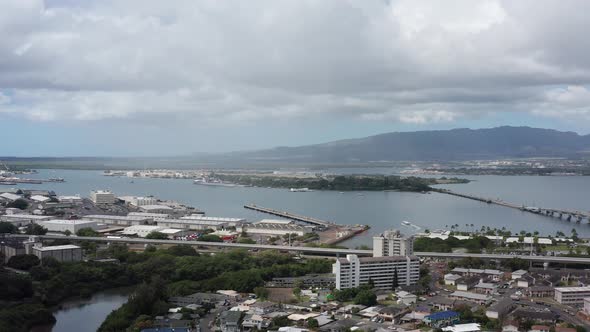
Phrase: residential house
[
  {"left": 442, "top": 323, "right": 481, "bottom": 332},
  {"left": 474, "top": 282, "right": 497, "bottom": 295},
  {"left": 219, "top": 311, "right": 242, "bottom": 332},
  {"left": 502, "top": 320, "right": 520, "bottom": 332},
  {"left": 486, "top": 298, "right": 514, "bottom": 319},
  {"left": 423, "top": 311, "right": 460, "bottom": 328},
  {"left": 511, "top": 270, "right": 528, "bottom": 280},
  {"left": 529, "top": 325, "right": 550, "bottom": 332},
  {"left": 457, "top": 276, "right": 481, "bottom": 291},
  {"left": 517, "top": 274, "right": 536, "bottom": 288},
  {"left": 445, "top": 274, "right": 463, "bottom": 286}
]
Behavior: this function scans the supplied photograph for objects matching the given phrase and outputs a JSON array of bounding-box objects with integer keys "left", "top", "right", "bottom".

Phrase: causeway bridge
[
  {"left": 439, "top": 189, "right": 590, "bottom": 223},
  {"left": 244, "top": 204, "right": 333, "bottom": 227},
  {"left": 13, "top": 235, "right": 590, "bottom": 264}
]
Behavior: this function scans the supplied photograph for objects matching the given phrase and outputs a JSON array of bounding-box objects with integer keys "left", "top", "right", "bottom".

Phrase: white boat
[
  {"left": 401, "top": 221, "right": 411, "bottom": 226},
  {"left": 290, "top": 188, "right": 312, "bottom": 192}
]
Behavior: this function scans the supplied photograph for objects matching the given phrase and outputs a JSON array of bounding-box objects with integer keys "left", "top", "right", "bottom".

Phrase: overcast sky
[{"left": 1, "top": 0, "right": 590, "bottom": 156}]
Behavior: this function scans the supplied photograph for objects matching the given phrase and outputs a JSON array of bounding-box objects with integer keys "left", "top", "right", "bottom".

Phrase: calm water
[
  {"left": 13, "top": 170, "right": 590, "bottom": 247},
  {"left": 31, "top": 288, "right": 130, "bottom": 332}
]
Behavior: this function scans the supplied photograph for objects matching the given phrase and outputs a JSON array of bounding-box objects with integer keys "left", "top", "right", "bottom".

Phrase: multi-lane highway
[{"left": 11, "top": 234, "right": 590, "bottom": 264}]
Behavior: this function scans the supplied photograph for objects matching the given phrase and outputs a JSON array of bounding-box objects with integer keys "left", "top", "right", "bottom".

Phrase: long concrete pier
[
  {"left": 439, "top": 189, "right": 590, "bottom": 223},
  {"left": 244, "top": 204, "right": 333, "bottom": 227}
]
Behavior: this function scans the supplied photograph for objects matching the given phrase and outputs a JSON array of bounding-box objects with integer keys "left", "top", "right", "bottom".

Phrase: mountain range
[{"left": 232, "top": 126, "right": 590, "bottom": 163}]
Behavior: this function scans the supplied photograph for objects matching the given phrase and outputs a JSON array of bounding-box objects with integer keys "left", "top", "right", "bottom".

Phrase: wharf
[{"left": 244, "top": 204, "right": 333, "bottom": 227}]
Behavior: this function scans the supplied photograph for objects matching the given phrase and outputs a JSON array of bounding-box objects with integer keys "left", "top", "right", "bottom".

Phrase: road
[{"left": 11, "top": 235, "right": 590, "bottom": 264}]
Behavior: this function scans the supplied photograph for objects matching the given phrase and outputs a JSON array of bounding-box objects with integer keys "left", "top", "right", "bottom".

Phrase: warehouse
[
  {"left": 139, "top": 204, "right": 174, "bottom": 214},
  {"left": 237, "top": 223, "right": 313, "bottom": 236},
  {"left": 32, "top": 244, "right": 83, "bottom": 263},
  {"left": 0, "top": 214, "right": 53, "bottom": 227},
  {"left": 180, "top": 216, "right": 245, "bottom": 227},
  {"left": 127, "top": 212, "right": 170, "bottom": 219},
  {"left": 156, "top": 218, "right": 229, "bottom": 231},
  {"left": 82, "top": 215, "right": 151, "bottom": 226},
  {"left": 122, "top": 225, "right": 164, "bottom": 237},
  {"left": 38, "top": 219, "right": 99, "bottom": 233}
]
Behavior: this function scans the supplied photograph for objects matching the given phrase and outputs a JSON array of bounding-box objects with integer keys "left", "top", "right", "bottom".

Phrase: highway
[{"left": 12, "top": 234, "right": 590, "bottom": 264}]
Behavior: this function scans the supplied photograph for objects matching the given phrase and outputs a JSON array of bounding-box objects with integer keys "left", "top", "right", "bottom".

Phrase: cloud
[{"left": 1, "top": 0, "right": 590, "bottom": 126}]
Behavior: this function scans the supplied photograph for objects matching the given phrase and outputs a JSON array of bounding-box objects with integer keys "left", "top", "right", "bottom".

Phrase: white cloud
[{"left": 1, "top": 0, "right": 590, "bottom": 126}]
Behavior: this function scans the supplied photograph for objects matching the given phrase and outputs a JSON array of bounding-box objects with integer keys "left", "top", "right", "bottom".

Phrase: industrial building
[
  {"left": 119, "top": 196, "right": 157, "bottom": 207},
  {"left": 58, "top": 195, "right": 83, "bottom": 204},
  {"left": 180, "top": 216, "right": 246, "bottom": 227},
  {"left": 32, "top": 243, "right": 83, "bottom": 262},
  {"left": 0, "top": 236, "right": 26, "bottom": 263},
  {"left": 90, "top": 190, "right": 116, "bottom": 205},
  {"left": 38, "top": 219, "right": 99, "bottom": 233},
  {"left": 122, "top": 225, "right": 164, "bottom": 237},
  {"left": 373, "top": 229, "right": 414, "bottom": 257},
  {"left": 0, "top": 214, "right": 53, "bottom": 227},
  {"left": 127, "top": 212, "right": 170, "bottom": 219},
  {"left": 138, "top": 204, "right": 174, "bottom": 214},
  {"left": 332, "top": 254, "right": 420, "bottom": 290},
  {"left": 82, "top": 215, "right": 151, "bottom": 226},
  {"left": 554, "top": 287, "right": 590, "bottom": 305},
  {"left": 155, "top": 218, "right": 228, "bottom": 231},
  {"left": 237, "top": 223, "right": 313, "bottom": 236}
]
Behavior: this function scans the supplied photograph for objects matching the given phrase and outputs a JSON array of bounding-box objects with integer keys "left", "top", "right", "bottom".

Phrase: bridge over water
[{"left": 439, "top": 189, "right": 590, "bottom": 223}]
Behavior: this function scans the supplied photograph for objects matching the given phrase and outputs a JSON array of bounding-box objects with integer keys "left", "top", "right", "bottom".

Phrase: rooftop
[
  {"left": 43, "top": 219, "right": 96, "bottom": 225},
  {"left": 555, "top": 286, "right": 590, "bottom": 292},
  {"left": 34, "top": 244, "right": 81, "bottom": 251},
  {"left": 425, "top": 310, "right": 459, "bottom": 320},
  {"left": 450, "top": 291, "right": 491, "bottom": 301},
  {"left": 180, "top": 216, "right": 245, "bottom": 222}
]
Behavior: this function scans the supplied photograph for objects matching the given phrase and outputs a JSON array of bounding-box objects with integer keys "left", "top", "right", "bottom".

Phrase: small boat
[
  {"left": 290, "top": 188, "right": 312, "bottom": 192},
  {"left": 402, "top": 220, "right": 411, "bottom": 226}
]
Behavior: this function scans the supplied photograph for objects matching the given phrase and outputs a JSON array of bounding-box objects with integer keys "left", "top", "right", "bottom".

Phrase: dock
[
  {"left": 244, "top": 204, "right": 333, "bottom": 227},
  {"left": 439, "top": 189, "right": 590, "bottom": 223}
]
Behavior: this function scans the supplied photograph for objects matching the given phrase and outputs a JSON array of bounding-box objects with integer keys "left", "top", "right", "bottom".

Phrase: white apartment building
[
  {"left": 90, "top": 190, "right": 116, "bottom": 205},
  {"left": 333, "top": 254, "right": 420, "bottom": 290},
  {"left": 39, "top": 219, "right": 99, "bottom": 233},
  {"left": 373, "top": 229, "right": 414, "bottom": 257},
  {"left": 555, "top": 287, "right": 590, "bottom": 305}
]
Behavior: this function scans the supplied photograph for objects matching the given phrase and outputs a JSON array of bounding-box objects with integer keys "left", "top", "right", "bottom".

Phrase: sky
[{"left": 1, "top": 0, "right": 590, "bottom": 156}]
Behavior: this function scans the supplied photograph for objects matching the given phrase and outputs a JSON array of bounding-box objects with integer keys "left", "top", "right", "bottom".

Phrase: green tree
[
  {"left": 0, "top": 222, "right": 18, "bottom": 234},
  {"left": 7, "top": 199, "right": 29, "bottom": 210},
  {"left": 76, "top": 228, "right": 99, "bottom": 237},
  {"left": 25, "top": 224, "right": 47, "bottom": 235},
  {"left": 354, "top": 289, "right": 377, "bottom": 306},
  {"left": 254, "top": 286, "right": 269, "bottom": 300},
  {"left": 293, "top": 287, "right": 302, "bottom": 298},
  {"left": 307, "top": 318, "right": 319, "bottom": 329},
  {"left": 145, "top": 231, "right": 168, "bottom": 240},
  {"left": 64, "top": 230, "right": 72, "bottom": 236},
  {"left": 7, "top": 254, "right": 40, "bottom": 271},
  {"left": 166, "top": 245, "right": 198, "bottom": 257},
  {"left": 238, "top": 237, "right": 257, "bottom": 244},
  {"left": 199, "top": 234, "right": 223, "bottom": 242}
]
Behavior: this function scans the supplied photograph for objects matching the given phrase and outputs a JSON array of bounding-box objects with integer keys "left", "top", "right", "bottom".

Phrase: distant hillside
[{"left": 235, "top": 126, "right": 590, "bottom": 162}]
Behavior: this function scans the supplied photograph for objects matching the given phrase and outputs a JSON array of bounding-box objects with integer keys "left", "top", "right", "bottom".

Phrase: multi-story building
[
  {"left": 333, "top": 254, "right": 420, "bottom": 290},
  {"left": 90, "top": 190, "right": 116, "bottom": 205},
  {"left": 584, "top": 297, "right": 590, "bottom": 314},
  {"left": 554, "top": 287, "right": 590, "bottom": 305},
  {"left": 373, "top": 229, "right": 414, "bottom": 257}
]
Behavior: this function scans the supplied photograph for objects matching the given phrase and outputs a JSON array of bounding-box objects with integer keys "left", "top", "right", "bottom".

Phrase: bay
[{"left": 13, "top": 170, "right": 590, "bottom": 247}]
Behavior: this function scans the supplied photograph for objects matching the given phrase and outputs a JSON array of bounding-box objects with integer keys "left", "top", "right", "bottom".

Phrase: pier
[
  {"left": 244, "top": 204, "right": 333, "bottom": 227},
  {"left": 440, "top": 189, "right": 590, "bottom": 223}
]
